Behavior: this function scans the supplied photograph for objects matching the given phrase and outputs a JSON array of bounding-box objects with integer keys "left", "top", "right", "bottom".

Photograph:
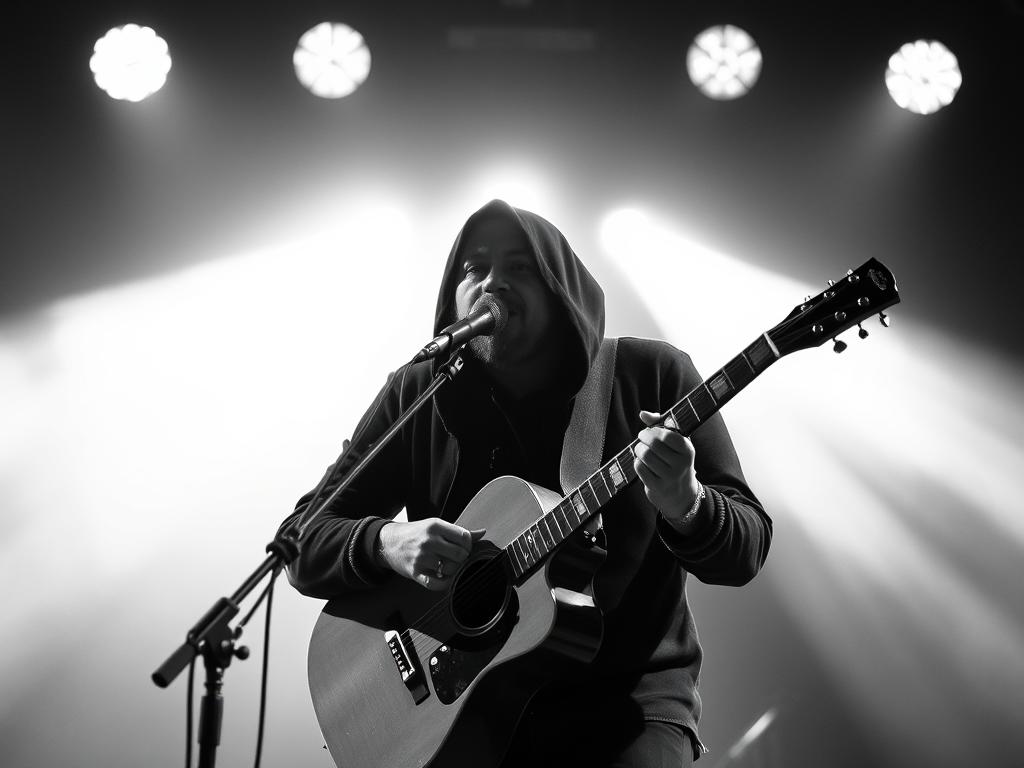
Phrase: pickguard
[{"left": 429, "top": 590, "right": 519, "bottom": 704}]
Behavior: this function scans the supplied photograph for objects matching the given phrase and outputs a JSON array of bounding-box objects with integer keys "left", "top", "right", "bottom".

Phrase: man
[{"left": 281, "top": 199, "right": 771, "bottom": 767}]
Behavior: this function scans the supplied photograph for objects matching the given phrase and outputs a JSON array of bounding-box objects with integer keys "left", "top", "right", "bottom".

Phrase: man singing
[{"left": 280, "top": 199, "right": 771, "bottom": 768}]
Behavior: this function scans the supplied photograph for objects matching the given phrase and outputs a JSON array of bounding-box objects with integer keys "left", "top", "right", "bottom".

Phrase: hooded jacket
[{"left": 281, "top": 199, "right": 771, "bottom": 752}]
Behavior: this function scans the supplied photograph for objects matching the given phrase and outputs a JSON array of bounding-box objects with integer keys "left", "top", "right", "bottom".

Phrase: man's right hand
[{"left": 376, "top": 519, "right": 485, "bottom": 591}]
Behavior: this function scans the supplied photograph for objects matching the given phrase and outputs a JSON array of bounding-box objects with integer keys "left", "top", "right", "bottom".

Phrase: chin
[
  {"left": 467, "top": 335, "right": 498, "bottom": 365},
  {"left": 469, "top": 334, "right": 521, "bottom": 368}
]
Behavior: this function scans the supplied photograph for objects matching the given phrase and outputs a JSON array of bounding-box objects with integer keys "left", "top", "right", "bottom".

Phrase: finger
[
  {"left": 638, "top": 425, "right": 690, "bottom": 455},
  {"left": 426, "top": 539, "right": 472, "bottom": 563},
  {"left": 417, "top": 572, "right": 447, "bottom": 592},
  {"left": 639, "top": 409, "right": 662, "bottom": 427},
  {"left": 432, "top": 520, "right": 478, "bottom": 552},
  {"left": 634, "top": 442, "right": 673, "bottom": 476},
  {"left": 640, "top": 409, "right": 685, "bottom": 435},
  {"left": 634, "top": 456, "right": 666, "bottom": 494},
  {"left": 418, "top": 554, "right": 449, "bottom": 579},
  {"left": 640, "top": 436, "right": 693, "bottom": 472}
]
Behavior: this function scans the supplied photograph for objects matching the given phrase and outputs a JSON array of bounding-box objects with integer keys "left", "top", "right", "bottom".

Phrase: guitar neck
[{"left": 504, "top": 332, "right": 780, "bottom": 579}]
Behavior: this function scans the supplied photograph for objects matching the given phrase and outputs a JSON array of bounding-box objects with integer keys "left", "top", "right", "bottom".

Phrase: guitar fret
[
  {"left": 737, "top": 350, "right": 758, "bottom": 376},
  {"left": 688, "top": 385, "right": 716, "bottom": 420},
  {"left": 708, "top": 370, "right": 733, "bottom": 403},
  {"left": 528, "top": 525, "right": 545, "bottom": 559},
  {"left": 549, "top": 509, "right": 565, "bottom": 539},
  {"left": 725, "top": 355, "right": 756, "bottom": 389},
  {"left": 570, "top": 492, "right": 588, "bottom": 522},
  {"left": 619, "top": 448, "right": 638, "bottom": 483},
  {"left": 594, "top": 472, "right": 612, "bottom": 503},
  {"left": 516, "top": 543, "right": 529, "bottom": 575},
  {"left": 746, "top": 335, "right": 778, "bottom": 372},
  {"left": 598, "top": 468, "right": 613, "bottom": 496},
  {"left": 686, "top": 397, "right": 699, "bottom": 422},
  {"left": 556, "top": 502, "right": 574, "bottom": 533},
  {"left": 522, "top": 535, "right": 536, "bottom": 567},
  {"left": 608, "top": 458, "right": 626, "bottom": 489},
  {"left": 533, "top": 520, "right": 546, "bottom": 549},
  {"left": 668, "top": 403, "right": 697, "bottom": 435},
  {"left": 515, "top": 536, "right": 533, "bottom": 568},
  {"left": 540, "top": 517, "right": 556, "bottom": 547},
  {"left": 580, "top": 482, "right": 599, "bottom": 513},
  {"left": 508, "top": 541, "right": 525, "bottom": 576}
]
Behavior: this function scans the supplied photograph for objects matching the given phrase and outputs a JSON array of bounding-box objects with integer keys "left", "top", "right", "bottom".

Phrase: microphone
[{"left": 412, "top": 295, "right": 508, "bottom": 363}]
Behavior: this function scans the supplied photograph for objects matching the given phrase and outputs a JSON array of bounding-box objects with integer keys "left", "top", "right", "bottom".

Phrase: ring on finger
[{"left": 435, "top": 558, "right": 445, "bottom": 579}]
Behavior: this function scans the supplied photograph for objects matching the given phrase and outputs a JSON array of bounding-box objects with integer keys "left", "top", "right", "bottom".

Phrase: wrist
[
  {"left": 373, "top": 523, "right": 393, "bottom": 570},
  {"left": 666, "top": 482, "right": 706, "bottom": 533}
]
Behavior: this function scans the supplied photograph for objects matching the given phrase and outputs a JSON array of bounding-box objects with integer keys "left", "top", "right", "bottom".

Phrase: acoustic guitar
[{"left": 307, "top": 258, "right": 900, "bottom": 768}]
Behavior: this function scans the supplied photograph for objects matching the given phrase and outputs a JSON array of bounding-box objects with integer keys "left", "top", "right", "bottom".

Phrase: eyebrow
[{"left": 465, "top": 246, "right": 532, "bottom": 259}]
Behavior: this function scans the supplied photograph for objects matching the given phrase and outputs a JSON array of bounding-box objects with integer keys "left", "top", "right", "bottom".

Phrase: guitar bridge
[{"left": 384, "top": 629, "right": 429, "bottom": 704}]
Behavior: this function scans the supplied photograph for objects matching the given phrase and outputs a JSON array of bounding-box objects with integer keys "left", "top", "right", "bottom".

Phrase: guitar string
[
  {"left": 401, "top": 397, "right": 725, "bottom": 656},
  {"left": 402, "top": 446, "right": 642, "bottom": 657},
  {"left": 399, "top": 368, "right": 742, "bottom": 650},
  {"left": 403, "top": 479, "right": 611, "bottom": 655}
]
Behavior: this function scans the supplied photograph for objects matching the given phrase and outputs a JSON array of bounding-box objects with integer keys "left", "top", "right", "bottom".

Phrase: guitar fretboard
[{"left": 504, "top": 333, "right": 779, "bottom": 579}]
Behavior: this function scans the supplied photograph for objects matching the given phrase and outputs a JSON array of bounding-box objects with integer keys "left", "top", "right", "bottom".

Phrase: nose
[{"left": 480, "top": 267, "right": 511, "bottom": 294}]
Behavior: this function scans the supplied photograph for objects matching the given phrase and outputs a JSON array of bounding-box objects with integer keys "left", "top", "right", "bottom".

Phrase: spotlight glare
[
  {"left": 464, "top": 165, "right": 552, "bottom": 214},
  {"left": 687, "top": 24, "right": 762, "bottom": 100},
  {"left": 89, "top": 24, "right": 172, "bottom": 102},
  {"left": 885, "top": 40, "right": 962, "bottom": 115},
  {"left": 293, "top": 22, "right": 371, "bottom": 99}
]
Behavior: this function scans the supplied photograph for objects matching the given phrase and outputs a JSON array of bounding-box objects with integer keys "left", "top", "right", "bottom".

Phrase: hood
[{"left": 432, "top": 199, "right": 605, "bottom": 398}]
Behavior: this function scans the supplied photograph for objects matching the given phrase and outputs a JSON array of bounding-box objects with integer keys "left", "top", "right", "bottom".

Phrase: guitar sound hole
[{"left": 449, "top": 553, "right": 511, "bottom": 636}]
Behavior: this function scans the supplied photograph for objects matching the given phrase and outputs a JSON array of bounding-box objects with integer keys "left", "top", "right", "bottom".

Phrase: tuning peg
[
  {"left": 878, "top": 312, "right": 890, "bottom": 327},
  {"left": 827, "top": 279, "right": 836, "bottom": 286},
  {"left": 857, "top": 323, "right": 869, "bottom": 339},
  {"left": 832, "top": 337, "right": 847, "bottom": 353}
]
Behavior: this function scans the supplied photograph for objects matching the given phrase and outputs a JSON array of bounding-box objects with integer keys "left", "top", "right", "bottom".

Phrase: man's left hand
[{"left": 634, "top": 410, "right": 702, "bottom": 519}]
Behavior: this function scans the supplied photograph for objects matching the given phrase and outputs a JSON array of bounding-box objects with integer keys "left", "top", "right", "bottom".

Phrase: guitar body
[{"left": 308, "top": 476, "right": 606, "bottom": 768}]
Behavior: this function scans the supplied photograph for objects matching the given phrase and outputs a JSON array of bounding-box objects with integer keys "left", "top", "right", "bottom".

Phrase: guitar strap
[{"left": 559, "top": 336, "right": 618, "bottom": 539}]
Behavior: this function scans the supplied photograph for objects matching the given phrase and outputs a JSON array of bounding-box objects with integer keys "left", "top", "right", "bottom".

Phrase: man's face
[{"left": 454, "top": 216, "right": 557, "bottom": 368}]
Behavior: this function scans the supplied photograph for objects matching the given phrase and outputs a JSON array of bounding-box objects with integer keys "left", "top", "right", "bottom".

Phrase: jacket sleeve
[
  {"left": 277, "top": 367, "right": 417, "bottom": 599},
  {"left": 653, "top": 347, "right": 772, "bottom": 586}
]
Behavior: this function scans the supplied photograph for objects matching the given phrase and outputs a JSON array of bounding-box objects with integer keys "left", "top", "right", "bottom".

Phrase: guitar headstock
[{"left": 769, "top": 258, "right": 900, "bottom": 356}]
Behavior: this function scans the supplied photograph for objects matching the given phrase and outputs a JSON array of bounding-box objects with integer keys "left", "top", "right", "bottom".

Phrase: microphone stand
[{"left": 151, "top": 350, "right": 468, "bottom": 768}]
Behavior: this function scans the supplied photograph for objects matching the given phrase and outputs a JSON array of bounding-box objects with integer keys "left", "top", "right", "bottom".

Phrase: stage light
[
  {"left": 293, "top": 22, "right": 371, "bottom": 99},
  {"left": 726, "top": 708, "right": 778, "bottom": 762},
  {"left": 885, "top": 40, "right": 962, "bottom": 114},
  {"left": 463, "top": 165, "right": 552, "bottom": 214},
  {"left": 89, "top": 24, "right": 171, "bottom": 102},
  {"left": 686, "top": 24, "right": 762, "bottom": 100}
]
